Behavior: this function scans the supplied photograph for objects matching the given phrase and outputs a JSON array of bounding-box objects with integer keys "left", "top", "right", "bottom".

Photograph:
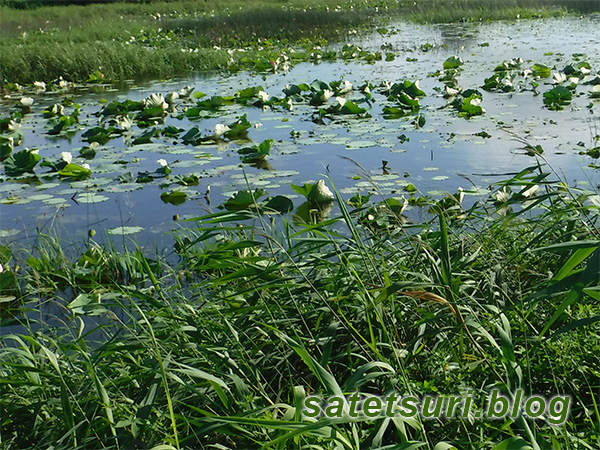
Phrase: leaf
[
  {"left": 543, "top": 86, "right": 573, "bottom": 110},
  {"left": 4, "top": 149, "right": 41, "bottom": 175},
  {"left": 290, "top": 183, "right": 313, "bottom": 198},
  {"left": 532, "top": 63, "right": 551, "bottom": 77},
  {"left": 338, "top": 100, "right": 368, "bottom": 115},
  {"left": 57, "top": 163, "right": 92, "bottom": 180},
  {"left": 224, "top": 114, "right": 251, "bottom": 140},
  {"left": 238, "top": 139, "right": 273, "bottom": 163},
  {"left": 491, "top": 437, "right": 533, "bottom": 450},
  {"left": 264, "top": 195, "right": 293, "bottom": 213},
  {"left": 160, "top": 191, "right": 187, "bottom": 205},
  {"left": 107, "top": 226, "right": 144, "bottom": 235},
  {"left": 443, "top": 56, "right": 463, "bottom": 69},
  {"left": 223, "top": 189, "right": 267, "bottom": 211}
]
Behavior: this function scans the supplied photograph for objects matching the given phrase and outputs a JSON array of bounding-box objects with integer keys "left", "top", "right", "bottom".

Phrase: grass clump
[{"left": 1, "top": 163, "right": 599, "bottom": 449}]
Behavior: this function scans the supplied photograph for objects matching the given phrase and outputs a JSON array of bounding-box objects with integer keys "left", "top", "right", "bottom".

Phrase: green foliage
[
  {"left": 1, "top": 164, "right": 600, "bottom": 448},
  {"left": 3, "top": 148, "right": 41, "bottom": 175},
  {"left": 543, "top": 85, "right": 573, "bottom": 110}
]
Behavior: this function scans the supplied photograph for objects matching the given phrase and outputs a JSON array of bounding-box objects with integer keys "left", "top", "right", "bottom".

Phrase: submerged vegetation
[
  {"left": 1, "top": 0, "right": 599, "bottom": 84},
  {"left": 1, "top": 163, "right": 599, "bottom": 449}
]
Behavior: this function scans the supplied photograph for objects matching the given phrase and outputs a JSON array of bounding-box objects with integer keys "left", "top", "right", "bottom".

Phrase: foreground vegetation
[
  {"left": 1, "top": 0, "right": 599, "bottom": 85},
  {"left": 1, "top": 163, "right": 599, "bottom": 449}
]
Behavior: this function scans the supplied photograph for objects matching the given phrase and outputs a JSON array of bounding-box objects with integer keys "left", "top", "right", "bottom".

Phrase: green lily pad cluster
[
  {"left": 448, "top": 89, "right": 485, "bottom": 118},
  {"left": 218, "top": 179, "right": 336, "bottom": 219},
  {"left": 0, "top": 113, "right": 23, "bottom": 163},
  {"left": 238, "top": 139, "right": 274, "bottom": 164},
  {"left": 182, "top": 114, "right": 252, "bottom": 145},
  {"left": 339, "top": 44, "right": 383, "bottom": 63},
  {"left": 382, "top": 79, "right": 425, "bottom": 119},
  {"left": 221, "top": 188, "right": 293, "bottom": 214},
  {"left": 434, "top": 55, "right": 464, "bottom": 87},
  {"left": 543, "top": 86, "right": 573, "bottom": 110}
]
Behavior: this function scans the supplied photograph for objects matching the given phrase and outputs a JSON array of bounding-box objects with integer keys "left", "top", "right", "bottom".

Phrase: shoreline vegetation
[
  {"left": 1, "top": 162, "right": 599, "bottom": 449},
  {"left": 0, "top": 0, "right": 599, "bottom": 85}
]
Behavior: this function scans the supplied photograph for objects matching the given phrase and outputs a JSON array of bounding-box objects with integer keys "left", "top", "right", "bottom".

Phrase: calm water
[{"left": 1, "top": 15, "right": 599, "bottom": 250}]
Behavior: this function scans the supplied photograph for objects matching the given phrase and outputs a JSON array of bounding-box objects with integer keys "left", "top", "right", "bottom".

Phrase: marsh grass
[
  {"left": 1, "top": 163, "right": 599, "bottom": 449},
  {"left": 1, "top": 0, "right": 598, "bottom": 84}
]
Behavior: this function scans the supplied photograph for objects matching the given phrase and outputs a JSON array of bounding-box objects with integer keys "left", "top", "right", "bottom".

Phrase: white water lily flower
[
  {"left": 144, "top": 93, "right": 168, "bottom": 110},
  {"left": 257, "top": 90, "right": 270, "bottom": 102},
  {"left": 81, "top": 163, "right": 91, "bottom": 170},
  {"left": 157, "top": 159, "right": 168, "bottom": 167},
  {"left": 308, "top": 180, "right": 335, "bottom": 203},
  {"left": 552, "top": 72, "right": 567, "bottom": 84},
  {"left": 7, "top": 120, "right": 20, "bottom": 132},
  {"left": 0, "top": 263, "right": 3, "bottom": 273},
  {"left": 496, "top": 187, "right": 510, "bottom": 204},
  {"left": 469, "top": 97, "right": 482, "bottom": 107},
  {"left": 338, "top": 80, "right": 352, "bottom": 94},
  {"left": 336, "top": 97, "right": 347, "bottom": 107},
  {"left": 444, "top": 86, "right": 460, "bottom": 98},
  {"left": 521, "top": 184, "right": 539, "bottom": 198},
  {"left": 33, "top": 81, "right": 46, "bottom": 90},
  {"left": 58, "top": 79, "right": 69, "bottom": 89},
  {"left": 179, "top": 86, "right": 194, "bottom": 97},
  {"left": 18, "top": 97, "right": 34, "bottom": 107},
  {"left": 214, "top": 124, "right": 230, "bottom": 138},
  {"left": 568, "top": 77, "right": 579, "bottom": 85},
  {"left": 321, "top": 89, "right": 334, "bottom": 102},
  {"left": 165, "top": 92, "right": 179, "bottom": 104},
  {"left": 115, "top": 115, "right": 133, "bottom": 131},
  {"left": 61, "top": 151, "right": 72, "bottom": 164}
]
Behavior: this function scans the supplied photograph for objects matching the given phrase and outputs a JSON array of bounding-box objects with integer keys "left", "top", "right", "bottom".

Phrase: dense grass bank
[
  {"left": 1, "top": 164, "right": 599, "bottom": 449},
  {"left": 1, "top": 0, "right": 599, "bottom": 85}
]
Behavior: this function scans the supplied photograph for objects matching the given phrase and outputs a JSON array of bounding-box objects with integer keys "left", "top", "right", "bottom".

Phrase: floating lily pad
[
  {"left": 108, "top": 226, "right": 145, "bottom": 235},
  {"left": 76, "top": 193, "right": 110, "bottom": 204},
  {"left": 0, "top": 229, "right": 20, "bottom": 238},
  {"left": 346, "top": 140, "right": 378, "bottom": 150}
]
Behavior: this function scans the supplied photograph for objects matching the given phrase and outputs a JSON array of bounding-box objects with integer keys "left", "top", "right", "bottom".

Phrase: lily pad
[{"left": 108, "top": 226, "right": 145, "bottom": 235}]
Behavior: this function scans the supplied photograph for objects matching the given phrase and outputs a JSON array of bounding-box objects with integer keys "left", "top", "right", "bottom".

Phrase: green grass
[
  {"left": 1, "top": 0, "right": 598, "bottom": 85},
  {"left": 1, "top": 163, "right": 599, "bottom": 449}
]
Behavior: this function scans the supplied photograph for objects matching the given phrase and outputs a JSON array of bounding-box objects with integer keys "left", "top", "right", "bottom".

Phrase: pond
[{"left": 1, "top": 15, "right": 599, "bottom": 249}]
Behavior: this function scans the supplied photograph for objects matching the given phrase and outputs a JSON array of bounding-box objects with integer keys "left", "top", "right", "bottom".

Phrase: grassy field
[
  {"left": 1, "top": 163, "right": 599, "bottom": 449},
  {"left": 1, "top": 0, "right": 598, "bottom": 84}
]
